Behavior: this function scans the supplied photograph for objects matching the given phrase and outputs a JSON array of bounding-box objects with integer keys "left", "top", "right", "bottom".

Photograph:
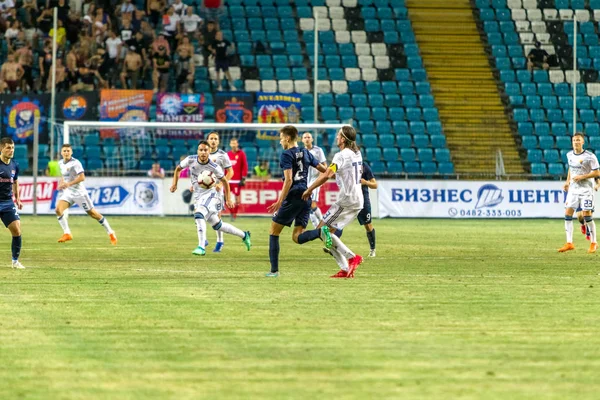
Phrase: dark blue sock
[
  {"left": 334, "top": 229, "right": 343, "bottom": 238},
  {"left": 297, "top": 229, "right": 320, "bottom": 244},
  {"left": 367, "top": 229, "right": 376, "bottom": 250},
  {"left": 11, "top": 235, "right": 21, "bottom": 261},
  {"left": 269, "top": 235, "right": 280, "bottom": 273}
]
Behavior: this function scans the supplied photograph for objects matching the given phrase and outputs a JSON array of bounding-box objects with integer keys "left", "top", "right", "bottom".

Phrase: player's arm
[
  {"left": 170, "top": 165, "right": 183, "bottom": 192},
  {"left": 12, "top": 179, "right": 22, "bottom": 210},
  {"left": 573, "top": 169, "right": 600, "bottom": 182},
  {"left": 267, "top": 168, "right": 292, "bottom": 213},
  {"left": 219, "top": 175, "right": 234, "bottom": 209},
  {"left": 361, "top": 177, "right": 378, "bottom": 189},
  {"left": 58, "top": 172, "right": 85, "bottom": 190},
  {"left": 302, "top": 165, "right": 334, "bottom": 201},
  {"left": 563, "top": 170, "right": 570, "bottom": 192}
]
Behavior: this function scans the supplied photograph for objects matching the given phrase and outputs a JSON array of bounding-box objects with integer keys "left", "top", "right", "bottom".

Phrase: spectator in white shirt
[
  {"left": 105, "top": 30, "right": 122, "bottom": 87},
  {"left": 172, "top": 0, "right": 185, "bottom": 16},
  {"left": 181, "top": 6, "right": 202, "bottom": 40}
]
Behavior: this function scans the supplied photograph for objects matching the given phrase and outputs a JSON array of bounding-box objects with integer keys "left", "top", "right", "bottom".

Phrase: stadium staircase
[{"left": 407, "top": 0, "right": 525, "bottom": 175}]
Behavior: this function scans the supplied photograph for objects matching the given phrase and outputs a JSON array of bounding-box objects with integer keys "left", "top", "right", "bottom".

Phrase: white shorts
[
  {"left": 311, "top": 187, "right": 321, "bottom": 203},
  {"left": 216, "top": 190, "right": 225, "bottom": 212},
  {"left": 194, "top": 190, "right": 222, "bottom": 220},
  {"left": 323, "top": 202, "right": 362, "bottom": 230},
  {"left": 566, "top": 192, "right": 594, "bottom": 211},
  {"left": 58, "top": 190, "right": 94, "bottom": 212}
]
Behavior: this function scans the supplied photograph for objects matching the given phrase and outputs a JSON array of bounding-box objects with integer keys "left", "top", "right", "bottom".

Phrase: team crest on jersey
[
  {"left": 133, "top": 181, "right": 159, "bottom": 209},
  {"left": 62, "top": 96, "right": 88, "bottom": 120}
]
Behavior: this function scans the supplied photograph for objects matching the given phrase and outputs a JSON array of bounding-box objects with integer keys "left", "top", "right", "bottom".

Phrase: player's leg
[
  {"left": 213, "top": 191, "right": 224, "bottom": 252},
  {"left": 266, "top": 221, "right": 285, "bottom": 276},
  {"left": 5, "top": 210, "right": 24, "bottom": 269},
  {"left": 55, "top": 197, "right": 73, "bottom": 242},
  {"left": 582, "top": 195, "right": 597, "bottom": 253},
  {"left": 326, "top": 207, "right": 364, "bottom": 278},
  {"left": 191, "top": 205, "right": 208, "bottom": 256},
  {"left": 357, "top": 201, "right": 376, "bottom": 257},
  {"left": 84, "top": 194, "right": 117, "bottom": 245},
  {"left": 559, "top": 199, "right": 576, "bottom": 251},
  {"left": 205, "top": 212, "right": 250, "bottom": 249},
  {"left": 577, "top": 210, "right": 587, "bottom": 236},
  {"left": 309, "top": 188, "right": 322, "bottom": 228}
]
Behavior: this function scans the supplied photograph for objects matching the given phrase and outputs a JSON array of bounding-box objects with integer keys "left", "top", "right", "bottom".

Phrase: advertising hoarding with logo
[
  {"left": 378, "top": 180, "right": 570, "bottom": 218},
  {"left": 17, "top": 178, "right": 163, "bottom": 215}
]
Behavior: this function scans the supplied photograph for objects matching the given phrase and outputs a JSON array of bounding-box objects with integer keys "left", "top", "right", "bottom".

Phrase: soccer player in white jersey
[
  {"left": 170, "top": 140, "right": 251, "bottom": 256},
  {"left": 559, "top": 132, "right": 600, "bottom": 253},
  {"left": 207, "top": 131, "right": 233, "bottom": 252},
  {"left": 301, "top": 126, "right": 364, "bottom": 278},
  {"left": 55, "top": 144, "right": 117, "bottom": 245},
  {"left": 302, "top": 132, "right": 327, "bottom": 228}
]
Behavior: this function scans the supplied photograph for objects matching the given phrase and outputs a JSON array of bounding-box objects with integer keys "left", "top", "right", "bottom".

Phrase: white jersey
[
  {"left": 59, "top": 158, "right": 87, "bottom": 196},
  {"left": 307, "top": 145, "right": 327, "bottom": 185},
  {"left": 179, "top": 155, "right": 225, "bottom": 196},
  {"left": 331, "top": 148, "right": 364, "bottom": 209},
  {"left": 567, "top": 150, "right": 599, "bottom": 196},
  {"left": 209, "top": 149, "right": 232, "bottom": 172}
]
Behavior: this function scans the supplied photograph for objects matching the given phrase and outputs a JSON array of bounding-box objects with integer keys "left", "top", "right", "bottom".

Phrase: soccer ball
[{"left": 198, "top": 170, "right": 217, "bottom": 189}]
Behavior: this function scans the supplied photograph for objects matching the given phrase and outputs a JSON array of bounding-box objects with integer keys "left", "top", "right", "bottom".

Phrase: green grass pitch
[{"left": 1, "top": 216, "right": 600, "bottom": 399}]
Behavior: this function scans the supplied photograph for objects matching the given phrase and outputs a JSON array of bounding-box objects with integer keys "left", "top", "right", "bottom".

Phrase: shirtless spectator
[
  {"left": 0, "top": 54, "right": 24, "bottom": 94},
  {"left": 15, "top": 44, "right": 33, "bottom": 92},
  {"left": 47, "top": 58, "right": 68, "bottom": 92},
  {"left": 120, "top": 47, "right": 143, "bottom": 89},
  {"left": 176, "top": 36, "right": 194, "bottom": 93},
  {"left": 147, "top": 0, "right": 165, "bottom": 27},
  {"left": 152, "top": 33, "right": 170, "bottom": 56},
  {"left": 152, "top": 45, "right": 170, "bottom": 93}
]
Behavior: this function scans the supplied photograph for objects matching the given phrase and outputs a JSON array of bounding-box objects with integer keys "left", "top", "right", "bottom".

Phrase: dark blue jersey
[
  {"left": 361, "top": 162, "right": 374, "bottom": 201},
  {"left": 280, "top": 147, "right": 319, "bottom": 196},
  {"left": 0, "top": 158, "right": 19, "bottom": 202}
]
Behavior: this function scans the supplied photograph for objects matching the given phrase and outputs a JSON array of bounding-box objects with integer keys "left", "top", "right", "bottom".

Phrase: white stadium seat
[
  {"left": 587, "top": 83, "right": 600, "bottom": 98},
  {"left": 531, "top": 22, "right": 546, "bottom": 34},
  {"left": 332, "top": 19, "right": 347, "bottom": 31},
  {"left": 294, "top": 80, "right": 311, "bottom": 94},
  {"left": 362, "top": 68, "right": 378, "bottom": 81},
  {"left": 342, "top": 0, "right": 357, "bottom": 6},
  {"left": 355, "top": 43, "right": 371, "bottom": 56},
  {"left": 507, "top": 0, "right": 521, "bottom": 9},
  {"left": 511, "top": 9, "right": 527, "bottom": 21},
  {"left": 543, "top": 9, "right": 558, "bottom": 20},
  {"left": 549, "top": 70, "right": 565, "bottom": 84},
  {"left": 229, "top": 67, "right": 241, "bottom": 80},
  {"left": 300, "top": 18, "right": 314, "bottom": 31},
  {"left": 262, "top": 80, "right": 278, "bottom": 93},
  {"left": 245, "top": 80, "right": 261, "bottom": 92},
  {"left": 519, "top": 33, "right": 534, "bottom": 44},
  {"left": 535, "top": 33, "right": 550, "bottom": 44},
  {"left": 345, "top": 68, "right": 361, "bottom": 81},
  {"left": 594, "top": 10, "right": 600, "bottom": 21},
  {"left": 575, "top": 10, "right": 590, "bottom": 22},
  {"left": 278, "top": 80, "right": 294, "bottom": 93},
  {"left": 313, "top": 6, "right": 328, "bottom": 19},
  {"left": 560, "top": 9, "right": 574, "bottom": 20},
  {"left": 374, "top": 56, "right": 390, "bottom": 69},
  {"left": 332, "top": 80, "right": 348, "bottom": 94},
  {"left": 565, "top": 71, "right": 581, "bottom": 84},
  {"left": 515, "top": 21, "right": 531, "bottom": 32},
  {"left": 522, "top": 0, "right": 537, "bottom": 9},
  {"left": 527, "top": 9, "right": 542, "bottom": 21},
  {"left": 358, "top": 55, "right": 374, "bottom": 68},
  {"left": 326, "top": 0, "right": 341, "bottom": 6},
  {"left": 317, "top": 80, "right": 331, "bottom": 93},
  {"left": 317, "top": 18, "right": 331, "bottom": 31},
  {"left": 371, "top": 43, "right": 387, "bottom": 56},
  {"left": 329, "top": 7, "right": 344, "bottom": 19},
  {"left": 335, "top": 31, "right": 350, "bottom": 43},
  {"left": 351, "top": 31, "right": 367, "bottom": 43}
]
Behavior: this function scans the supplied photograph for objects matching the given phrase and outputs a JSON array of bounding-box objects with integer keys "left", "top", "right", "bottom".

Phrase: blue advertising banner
[
  {"left": 156, "top": 93, "right": 205, "bottom": 122},
  {"left": 256, "top": 92, "right": 301, "bottom": 139}
]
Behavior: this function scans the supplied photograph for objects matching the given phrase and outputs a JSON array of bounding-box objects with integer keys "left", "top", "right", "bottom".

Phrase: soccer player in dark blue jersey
[
  {"left": 265, "top": 125, "right": 328, "bottom": 277},
  {"left": 358, "top": 162, "right": 378, "bottom": 257},
  {"left": 0, "top": 138, "right": 24, "bottom": 269}
]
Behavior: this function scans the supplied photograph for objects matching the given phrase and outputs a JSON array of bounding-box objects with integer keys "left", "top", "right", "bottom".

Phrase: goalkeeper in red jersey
[{"left": 227, "top": 138, "right": 248, "bottom": 220}]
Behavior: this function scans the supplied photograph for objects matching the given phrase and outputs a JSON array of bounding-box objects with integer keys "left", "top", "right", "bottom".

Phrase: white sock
[
  {"left": 565, "top": 218, "right": 574, "bottom": 243},
  {"left": 98, "top": 217, "right": 114, "bottom": 234},
  {"left": 586, "top": 219, "right": 597, "bottom": 243},
  {"left": 331, "top": 234, "right": 355, "bottom": 260},
  {"left": 57, "top": 214, "right": 70, "bottom": 234},
  {"left": 314, "top": 207, "right": 323, "bottom": 220},
  {"left": 217, "top": 221, "right": 245, "bottom": 239},
  {"left": 216, "top": 229, "right": 224, "bottom": 243},
  {"left": 195, "top": 217, "right": 206, "bottom": 247},
  {"left": 330, "top": 247, "right": 349, "bottom": 271},
  {"left": 309, "top": 211, "right": 320, "bottom": 228}
]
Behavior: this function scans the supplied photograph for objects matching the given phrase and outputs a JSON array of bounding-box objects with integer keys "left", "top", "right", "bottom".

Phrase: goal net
[{"left": 60, "top": 122, "right": 348, "bottom": 177}]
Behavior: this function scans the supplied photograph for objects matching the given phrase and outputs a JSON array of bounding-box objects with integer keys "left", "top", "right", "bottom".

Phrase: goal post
[{"left": 60, "top": 122, "right": 349, "bottom": 177}]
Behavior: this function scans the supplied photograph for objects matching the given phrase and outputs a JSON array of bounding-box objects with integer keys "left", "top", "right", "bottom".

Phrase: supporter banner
[
  {"left": 256, "top": 92, "right": 302, "bottom": 140},
  {"left": 99, "top": 90, "right": 153, "bottom": 122},
  {"left": 56, "top": 91, "right": 98, "bottom": 121},
  {"left": 214, "top": 92, "right": 253, "bottom": 123},
  {"left": 0, "top": 94, "right": 50, "bottom": 143},
  {"left": 378, "top": 180, "right": 572, "bottom": 218},
  {"left": 17, "top": 177, "right": 164, "bottom": 215},
  {"left": 163, "top": 179, "right": 340, "bottom": 216},
  {"left": 156, "top": 93, "right": 205, "bottom": 122}
]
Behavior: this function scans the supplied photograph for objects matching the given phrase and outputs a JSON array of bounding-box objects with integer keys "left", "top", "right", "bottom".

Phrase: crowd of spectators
[{"left": 0, "top": 0, "right": 235, "bottom": 94}]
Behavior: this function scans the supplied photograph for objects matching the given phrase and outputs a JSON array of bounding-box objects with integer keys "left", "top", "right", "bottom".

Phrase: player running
[
  {"left": 300, "top": 126, "right": 364, "bottom": 278},
  {"left": 359, "top": 162, "right": 378, "bottom": 257},
  {"left": 301, "top": 132, "right": 327, "bottom": 228},
  {"left": 0, "top": 138, "right": 25, "bottom": 269},
  {"left": 170, "top": 141, "right": 251, "bottom": 256},
  {"left": 55, "top": 144, "right": 117, "bottom": 245},
  {"left": 207, "top": 131, "right": 233, "bottom": 252},
  {"left": 577, "top": 178, "right": 600, "bottom": 241},
  {"left": 265, "top": 126, "right": 327, "bottom": 277},
  {"left": 559, "top": 132, "right": 600, "bottom": 253}
]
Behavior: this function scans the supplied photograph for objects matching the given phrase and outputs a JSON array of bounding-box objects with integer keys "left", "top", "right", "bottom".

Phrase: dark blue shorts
[
  {"left": 272, "top": 195, "right": 311, "bottom": 228},
  {"left": 357, "top": 199, "right": 372, "bottom": 225},
  {"left": 0, "top": 200, "right": 19, "bottom": 228},
  {"left": 216, "top": 59, "right": 229, "bottom": 72}
]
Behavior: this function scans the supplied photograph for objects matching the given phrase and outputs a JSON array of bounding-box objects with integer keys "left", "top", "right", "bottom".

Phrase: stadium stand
[{"left": 477, "top": 0, "right": 600, "bottom": 177}]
